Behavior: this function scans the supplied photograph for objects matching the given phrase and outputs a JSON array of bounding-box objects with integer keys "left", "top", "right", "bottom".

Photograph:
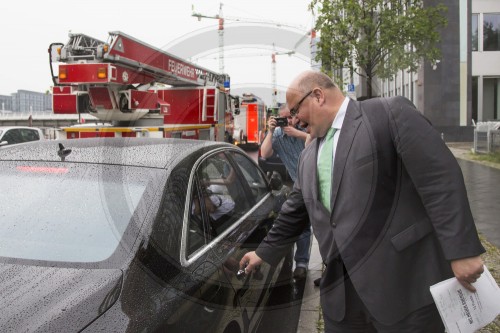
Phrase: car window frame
[
  {"left": 180, "top": 146, "right": 272, "bottom": 267},
  {"left": 185, "top": 178, "right": 214, "bottom": 257}
]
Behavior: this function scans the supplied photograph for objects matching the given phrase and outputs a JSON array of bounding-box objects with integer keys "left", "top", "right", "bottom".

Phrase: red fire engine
[
  {"left": 49, "top": 31, "right": 237, "bottom": 141},
  {"left": 233, "top": 93, "right": 266, "bottom": 148}
]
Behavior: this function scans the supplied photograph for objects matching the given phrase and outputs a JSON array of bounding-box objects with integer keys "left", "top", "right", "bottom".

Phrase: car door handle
[
  {"left": 236, "top": 266, "right": 263, "bottom": 281},
  {"left": 236, "top": 269, "right": 246, "bottom": 280}
]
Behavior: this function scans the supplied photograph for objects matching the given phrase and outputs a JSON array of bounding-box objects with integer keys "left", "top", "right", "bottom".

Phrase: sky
[{"left": 0, "top": 0, "right": 315, "bottom": 106}]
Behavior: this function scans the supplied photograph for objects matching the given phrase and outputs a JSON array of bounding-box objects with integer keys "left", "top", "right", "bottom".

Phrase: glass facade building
[
  {"left": 6, "top": 90, "right": 52, "bottom": 113},
  {"left": 472, "top": 0, "right": 500, "bottom": 122},
  {"left": 0, "top": 95, "right": 13, "bottom": 112}
]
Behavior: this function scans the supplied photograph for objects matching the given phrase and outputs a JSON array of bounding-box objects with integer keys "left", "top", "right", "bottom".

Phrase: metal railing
[{"left": 474, "top": 122, "right": 500, "bottom": 154}]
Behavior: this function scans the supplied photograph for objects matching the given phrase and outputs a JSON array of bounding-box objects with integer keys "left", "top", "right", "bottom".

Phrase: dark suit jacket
[{"left": 256, "top": 96, "right": 485, "bottom": 325}]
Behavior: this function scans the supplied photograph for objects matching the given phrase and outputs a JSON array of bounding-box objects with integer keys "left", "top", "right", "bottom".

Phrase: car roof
[
  {"left": 0, "top": 126, "right": 42, "bottom": 130},
  {"left": 0, "top": 138, "right": 232, "bottom": 169}
]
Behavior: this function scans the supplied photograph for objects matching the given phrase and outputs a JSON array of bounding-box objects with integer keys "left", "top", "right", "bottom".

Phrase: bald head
[
  {"left": 286, "top": 70, "right": 345, "bottom": 139},
  {"left": 292, "top": 70, "right": 337, "bottom": 94}
]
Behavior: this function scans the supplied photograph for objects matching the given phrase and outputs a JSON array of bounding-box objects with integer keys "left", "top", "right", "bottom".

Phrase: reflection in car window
[
  {"left": 229, "top": 151, "right": 269, "bottom": 203},
  {"left": 187, "top": 180, "right": 210, "bottom": 257},
  {"left": 187, "top": 152, "right": 250, "bottom": 258},
  {"left": 0, "top": 162, "right": 150, "bottom": 263}
]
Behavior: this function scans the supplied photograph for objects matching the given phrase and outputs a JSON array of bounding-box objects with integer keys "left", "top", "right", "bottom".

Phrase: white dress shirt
[{"left": 318, "top": 97, "right": 350, "bottom": 168}]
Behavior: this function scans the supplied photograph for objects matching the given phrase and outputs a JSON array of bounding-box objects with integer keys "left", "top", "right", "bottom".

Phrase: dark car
[{"left": 0, "top": 138, "right": 293, "bottom": 333}]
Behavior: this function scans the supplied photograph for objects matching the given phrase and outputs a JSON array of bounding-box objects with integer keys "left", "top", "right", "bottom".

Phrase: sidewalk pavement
[
  {"left": 297, "top": 236, "right": 323, "bottom": 333},
  {"left": 295, "top": 142, "right": 500, "bottom": 333}
]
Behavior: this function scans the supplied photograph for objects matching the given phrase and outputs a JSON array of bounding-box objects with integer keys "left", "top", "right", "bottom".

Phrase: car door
[
  {"left": 219, "top": 150, "right": 285, "bottom": 330},
  {"left": 182, "top": 149, "right": 285, "bottom": 332},
  {"left": 182, "top": 152, "right": 247, "bottom": 331}
]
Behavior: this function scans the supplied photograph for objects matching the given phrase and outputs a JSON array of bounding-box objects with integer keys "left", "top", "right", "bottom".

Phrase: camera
[{"left": 274, "top": 117, "right": 288, "bottom": 127}]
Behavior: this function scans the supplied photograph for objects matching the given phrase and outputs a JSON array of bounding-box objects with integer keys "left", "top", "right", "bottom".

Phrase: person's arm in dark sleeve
[{"left": 255, "top": 182, "right": 309, "bottom": 266}]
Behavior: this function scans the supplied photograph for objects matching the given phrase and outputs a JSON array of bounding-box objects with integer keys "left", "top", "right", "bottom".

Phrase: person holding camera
[{"left": 260, "top": 103, "right": 311, "bottom": 280}]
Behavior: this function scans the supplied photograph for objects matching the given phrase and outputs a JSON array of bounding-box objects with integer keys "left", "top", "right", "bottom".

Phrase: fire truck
[
  {"left": 232, "top": 93, "right": 266, "bottom": 148},
  {"left": 49, "top": 31, "right": 237, "bottom": 141}
]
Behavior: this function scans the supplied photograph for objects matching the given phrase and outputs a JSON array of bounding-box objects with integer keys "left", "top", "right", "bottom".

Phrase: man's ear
[{"left": 313, "top": 88, "right": 325, "bottom": 105}]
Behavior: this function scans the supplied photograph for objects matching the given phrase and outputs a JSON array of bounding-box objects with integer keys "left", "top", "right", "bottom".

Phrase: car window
[
  {"left": 0, "top": 161, "right": 152, "bottom": 263},
  {"left": 20, "top": 128, "right": 40, "bottom": 142},
  {"left": 228, "top": 151, "right": 269, "bottom": 203},
  {"left": 2, "top": 129, "right": 22, "bottom": 145},
  {"left": 186, "top": 152, "right": 250, "bottom": 258}
]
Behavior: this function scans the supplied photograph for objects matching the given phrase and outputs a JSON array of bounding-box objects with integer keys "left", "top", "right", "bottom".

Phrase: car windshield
[{"left": 0, "top": 161, "right": 150, "bottom": 263}]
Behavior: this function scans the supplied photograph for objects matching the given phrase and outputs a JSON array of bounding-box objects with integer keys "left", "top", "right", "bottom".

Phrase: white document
[{"left": 430, "top": 266, "right": 500, "bottom": 333}]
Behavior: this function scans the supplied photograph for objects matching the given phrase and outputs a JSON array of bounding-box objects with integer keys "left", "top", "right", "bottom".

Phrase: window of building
[
  {"left": 472, "top": 76, "right": 478, "bottom": 122},
  {"left": 472, "top": 13, "right": 479, "bottom": 51},
  {"left": 483, "top": 13, "right": 500, "bottom": 51},
  {"left": 483, "top": 78, "right": 500, "bottom": 120}
]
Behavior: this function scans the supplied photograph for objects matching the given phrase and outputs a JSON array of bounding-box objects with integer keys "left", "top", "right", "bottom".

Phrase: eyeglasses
[{"left": 289, "top": 90, "right": 313, "bottom": 116}]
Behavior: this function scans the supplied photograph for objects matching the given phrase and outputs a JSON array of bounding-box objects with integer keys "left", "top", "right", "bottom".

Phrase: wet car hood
[{"left": 0, "top": 263, "right": 122, "bottom": 332}]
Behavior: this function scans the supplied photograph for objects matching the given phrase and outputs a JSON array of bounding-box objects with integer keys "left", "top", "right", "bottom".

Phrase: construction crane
[
  {"left": 271, "top": 45, "right": 295, "bottom": 107},
  {"left": 192, "top": 3, "right": 314, "bottom": 106},
  {"left": 191, "top": 3, "right": 309, "bottom": 74},
  {"left": 192, "top": 3, "right": 225, "bottom": 73}
]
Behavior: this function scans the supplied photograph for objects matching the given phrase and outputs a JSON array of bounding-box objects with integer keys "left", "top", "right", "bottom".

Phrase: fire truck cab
[
  {"left": 233, "top": 93, "right": 266, "bottom": 149},
  {"left": 49, "top": 31, "right": 236, "bottom": 141}
]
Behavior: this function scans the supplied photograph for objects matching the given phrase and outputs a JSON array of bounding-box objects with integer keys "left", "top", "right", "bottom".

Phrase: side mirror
[
  {"left": 0, "top": 141, "right": 8, "bottom": 147},
  {"left": 269, "top": 171, "right": 283, "bottom": 191}
]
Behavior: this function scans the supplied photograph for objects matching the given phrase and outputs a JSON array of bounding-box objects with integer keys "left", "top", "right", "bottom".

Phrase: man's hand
[
  {"left": 268, "top": 117, "right": 277, "bottom": 133},
  {"left": 451, "top": 256, "right": 484, "bottom": 292},
  {"left": 283, "top": 125, "right": 303, "bottom": 138},
  {"left": 240, "top": 251, "right": 263, "bottom": 275}
]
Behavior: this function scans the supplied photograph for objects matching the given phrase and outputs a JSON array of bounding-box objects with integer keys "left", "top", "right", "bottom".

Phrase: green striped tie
[{"left": 318, "top": 127, "right": 336, "bottom": 212}]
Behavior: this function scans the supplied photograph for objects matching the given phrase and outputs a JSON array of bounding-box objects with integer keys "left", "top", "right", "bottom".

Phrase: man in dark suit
[{"left": 240, "top": 71, "right": 485, "bottom": 332}]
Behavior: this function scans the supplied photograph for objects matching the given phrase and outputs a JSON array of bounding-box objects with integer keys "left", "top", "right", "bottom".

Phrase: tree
[{"left": 309, "top": 0, "right": 447, "bottom": 98}]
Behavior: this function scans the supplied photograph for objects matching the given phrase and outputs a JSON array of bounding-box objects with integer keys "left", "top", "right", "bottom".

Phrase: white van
[{"left": 0, "top": 126, "right": 45, "bottom": 147}]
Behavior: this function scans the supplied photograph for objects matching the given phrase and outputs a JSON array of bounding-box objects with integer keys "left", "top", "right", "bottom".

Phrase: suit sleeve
[
  {"left": 387, "top": 96, "right": 484, "bottom": 260},
  {"left": 256, "top": 153, "right": 310, "bottom": 266}
]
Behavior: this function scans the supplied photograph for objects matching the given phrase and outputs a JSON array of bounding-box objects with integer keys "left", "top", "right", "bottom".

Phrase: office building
[{"left": 11, "top": 90, "right": 52, "bottom": 113}]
